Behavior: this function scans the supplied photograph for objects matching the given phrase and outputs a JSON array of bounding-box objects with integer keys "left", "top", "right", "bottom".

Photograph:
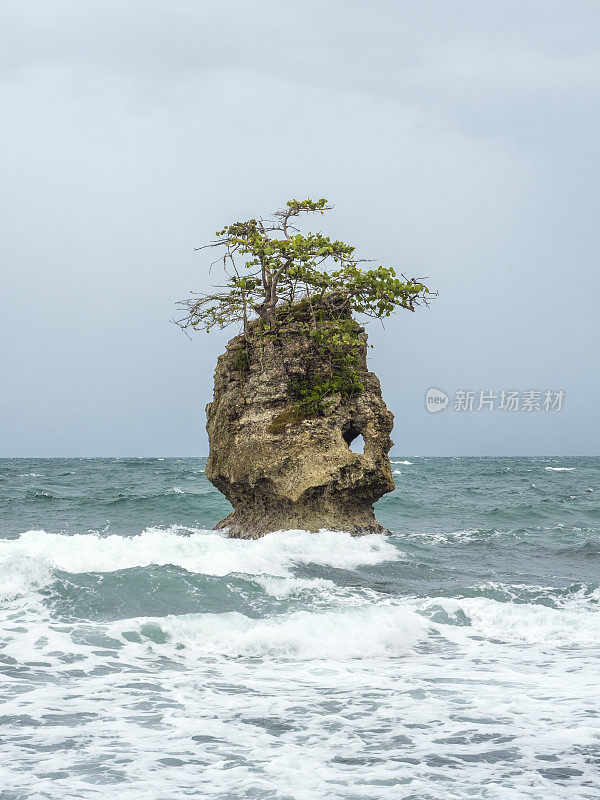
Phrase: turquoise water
[{"left": 1, "top": 457, "right": 599, "bottom": 799}]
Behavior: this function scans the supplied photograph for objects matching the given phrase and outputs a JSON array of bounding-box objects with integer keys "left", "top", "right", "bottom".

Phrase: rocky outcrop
[{"left": 205, "top": 300, "right": 395, "bottom": 538}]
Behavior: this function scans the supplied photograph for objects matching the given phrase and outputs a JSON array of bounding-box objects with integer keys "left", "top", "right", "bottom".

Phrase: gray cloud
[{"left": 1, "top": 1, "right": 598, "bottom": 455}]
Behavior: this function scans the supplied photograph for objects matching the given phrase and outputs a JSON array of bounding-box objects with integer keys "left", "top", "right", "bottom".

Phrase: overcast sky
[{"left": 1, "top": 1, "right": 599, "bottom": 456}]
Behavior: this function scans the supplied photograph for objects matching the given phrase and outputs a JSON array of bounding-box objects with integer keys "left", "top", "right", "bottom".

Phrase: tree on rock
[
  {"left": 177, "top": 199, "right": 436, "bottom": 537},
  {"left": 175, "top": 198, "right": 435, "bottom": 337}
]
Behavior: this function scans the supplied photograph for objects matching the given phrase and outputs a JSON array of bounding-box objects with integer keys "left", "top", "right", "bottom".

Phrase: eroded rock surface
[{"left": 205, "top": 302, "right": 395, "bottom": 538}]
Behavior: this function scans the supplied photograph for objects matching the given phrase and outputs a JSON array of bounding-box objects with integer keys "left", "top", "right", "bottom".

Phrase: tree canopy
[{"left": 175, "top": 198, "right": 435, "bottom": 337}]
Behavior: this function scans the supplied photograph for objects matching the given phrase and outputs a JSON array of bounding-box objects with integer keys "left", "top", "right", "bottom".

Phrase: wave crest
[
  {"left": 113, "top": 603, "right": 428, "bottom": 661},
  {"left": 0, "top": 527, "right": 401, "bottom": 593}
]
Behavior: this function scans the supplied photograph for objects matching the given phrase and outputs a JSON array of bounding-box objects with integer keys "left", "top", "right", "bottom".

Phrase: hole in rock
[
  {"left": 349, "top": 434, "right": 366, "bottom": 454},
  {"left": 343, "top": 424, "right": 366, "bottom": 454}
]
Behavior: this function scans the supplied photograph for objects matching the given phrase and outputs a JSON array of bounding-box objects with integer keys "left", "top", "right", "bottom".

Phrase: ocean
[{"left": 0, "top": 456, "right": 598, "bottom": 799}]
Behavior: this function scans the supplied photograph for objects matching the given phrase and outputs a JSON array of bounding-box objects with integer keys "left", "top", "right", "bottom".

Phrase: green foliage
[
  {"left": 175, "top": 197, "right": 435, "bottom": 335},
  {"left": 231, "top": 344, "right": 250, "bottom": 382},
  {"left": 290, "top": 372, "right": 364, "bottom": 415},
  {"left": 287, "top": 317, "right": 365, "bottom": 416},
  {"left": 176, "top": 198, "right": 435, "bottom": 427}
]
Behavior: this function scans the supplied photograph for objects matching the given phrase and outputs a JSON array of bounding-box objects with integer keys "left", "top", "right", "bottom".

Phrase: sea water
[{"left": 0, "top": 457, "right": 598, "bottom": 799}]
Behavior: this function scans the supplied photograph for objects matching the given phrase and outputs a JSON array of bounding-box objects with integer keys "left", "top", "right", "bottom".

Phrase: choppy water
[{"left": 1, "top": 457, "right": 599, "bottom": 799}]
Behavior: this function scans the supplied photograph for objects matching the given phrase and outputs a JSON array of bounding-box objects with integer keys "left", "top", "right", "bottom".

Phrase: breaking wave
[
  {"left": 2, "top": 456, "right": 599, "bottom": 799},
  {"left": 0, "top": 527, "right": 401, "bottom": 591}
]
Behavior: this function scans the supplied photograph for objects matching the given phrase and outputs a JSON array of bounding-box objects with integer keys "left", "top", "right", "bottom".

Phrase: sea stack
[{"left": 205, "top": 297, "right": 395, "bottom": 538}]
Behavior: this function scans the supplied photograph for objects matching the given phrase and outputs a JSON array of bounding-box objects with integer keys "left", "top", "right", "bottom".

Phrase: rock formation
[{"left": 205, "top": 299, "right": 395, "bottom": 538}]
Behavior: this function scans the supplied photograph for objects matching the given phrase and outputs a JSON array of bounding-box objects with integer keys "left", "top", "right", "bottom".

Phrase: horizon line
[{"left": 0, "top": 454, "right": 597, "bottom": 460}]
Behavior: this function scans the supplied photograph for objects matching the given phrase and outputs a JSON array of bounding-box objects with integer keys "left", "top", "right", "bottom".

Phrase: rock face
[{"left": 205, "top": 302, "right": 395, "bottom": 538}]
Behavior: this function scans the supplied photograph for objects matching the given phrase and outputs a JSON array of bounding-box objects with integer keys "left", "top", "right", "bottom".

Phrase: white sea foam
[
  {"left": 254, "top": 575, "right": 337, "bottom": 598},
  {"left": 400, "top": 528, "right": 485, "bottom": 545},
  {"left": 0, "top": 554, "right": 54, "bottom": 601},
  {"left": 545, "top": 466, "right": 575, "bottom": 471},
  {"left": 0, "top": 527, "right": 401, "bottom": 587},
  {"left": 391, "top": 459, "right": 413, "bottom": 465},
  {"left": 2, "top": 582, "right": 599, "bottom": 798},
  {"left": 114, "top": 603, "right": 429, "bottom": 661},
  {"left": 417, "top": 595, "right": 600, "bottom": 646},
  {"left": 2, "top": 590, "right": 598, "bottom": 799}
]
